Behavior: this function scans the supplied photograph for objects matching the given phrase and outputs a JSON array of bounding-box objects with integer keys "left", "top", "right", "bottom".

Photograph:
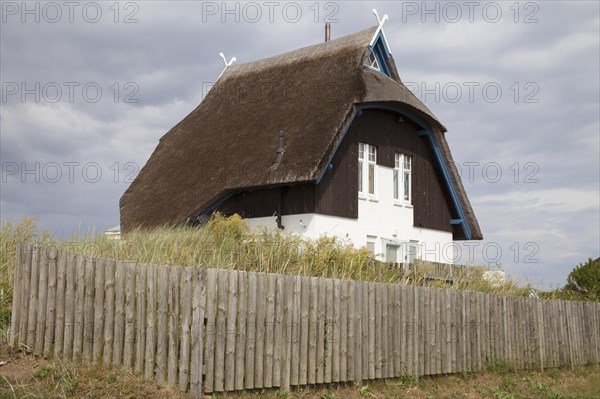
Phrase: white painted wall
[{"left": 244, "top": 164, "right": 455, "bottom": 263}]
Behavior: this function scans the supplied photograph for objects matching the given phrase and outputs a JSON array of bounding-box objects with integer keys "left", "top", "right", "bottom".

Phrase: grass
[
  {"left": 0, "top": 216, "right": 599, "bottom": 398},
  {"left": 0, "top": 214, "right": 539, "bottom": 332}
]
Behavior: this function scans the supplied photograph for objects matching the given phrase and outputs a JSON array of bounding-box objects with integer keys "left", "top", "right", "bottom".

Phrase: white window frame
[
  {"left": 364, "top": 50, "right": 381, "bottom": 72},
  {"left": 359, "top": 143, "right": 377, "bottom": 199},
  {"left": 393, "top": 153, "right": 412, "bottom": 205}
]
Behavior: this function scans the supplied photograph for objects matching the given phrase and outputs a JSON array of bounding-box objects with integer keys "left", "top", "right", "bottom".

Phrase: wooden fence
[{"left": 8, "top": 244, "right": 600, "bottom": 397}]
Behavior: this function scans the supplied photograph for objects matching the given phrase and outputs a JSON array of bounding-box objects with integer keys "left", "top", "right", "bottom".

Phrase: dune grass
[{"left": 0, "top": 214, "right": 541, "bottom": 333}]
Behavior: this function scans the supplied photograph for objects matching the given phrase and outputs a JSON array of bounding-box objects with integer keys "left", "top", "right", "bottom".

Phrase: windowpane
[
  {"left": 393, "top": 169, "right": 399, "bottom": 199},
  {"left": 366, "top": 241, "right": 375, "bottom": 254},
  {"left": 386, "top": 244, "right": 399, "bottom": 263},
  {"left": 369, "top": 146, "right": 376, "bottom": 162},
  {"left": 358, "top": 161, "right": 363, "bottom": 193},
  {"left": 395, "top": 153, "right": 401, "bottom": 169},
  {"left": 404, "top": 171, "right": 410, "bottom": 201},
  {"left": 358, "top": 143, "right": 365, "bottom": 160},
  {"left": 368, "top": 164, "right": 375, "bottom": 194}
]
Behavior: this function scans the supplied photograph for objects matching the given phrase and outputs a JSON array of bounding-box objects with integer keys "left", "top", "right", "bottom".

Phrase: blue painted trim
[
  {"left": 450, "top": 219, "right": 463, "bottom": 225},
  {"left": 367, "top": 30, "right": 392, "bottom": 78},
  {"left": 315, "top": 102, "right": 472, "bottom": 239}
]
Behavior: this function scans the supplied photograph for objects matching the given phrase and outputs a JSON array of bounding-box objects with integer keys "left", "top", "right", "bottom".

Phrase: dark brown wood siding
[{"left": 216, "top": 109, "right": 455, "bottom": 233}]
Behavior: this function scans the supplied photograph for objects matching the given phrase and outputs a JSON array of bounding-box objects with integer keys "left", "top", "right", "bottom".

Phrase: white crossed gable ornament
[
  {"left": 217, "top": 52, "right": 237, "bottom": 80},
  {"left": 370, "top": 9, "right": 391, "bottom": 54}
]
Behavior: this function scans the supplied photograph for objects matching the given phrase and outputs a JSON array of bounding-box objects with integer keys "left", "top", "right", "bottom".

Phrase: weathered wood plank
[
  {"left": 224, "top": 270, "right": 238, "bottom": 391},
  {"left": 299, "top": 276, "right": 310, "bottom": 386},
  {"left": 155, "top": 265, "right": 170, "bottom": 385},
  {"left": 9, "top": 243, "right": 23, "bottom": 348},
  {"left": 144, "top": 264, "right": 157, "bottom": 377},
  {"left": 26, "top": 244, "right": 40, "bottom": 352},
  {"left": 167, "top": 266, "right": 182, "bottom": 386},
  {"left": 62, "top": 252, "right": 75, "bottom": 360},
  {"left": 234, "top": 271, "right": 248, "bottom": 390},
  {"left": 190, "top": 268, "right": 207, "bottom": 398},
  {"left": 393, "top": 284, "right": 401, "bottom": 377},
  {"left": 18, "top": 243, "right": 33, "bottom": 350},
  {"left": 361, "top": 282, "right": 369, "bottom": 379},
  {"left": 178, "top": 267, "right": 193, "bottom": 391},
  {"left": 134, "top": 265, "right": 147, "bottom": 373},
  {"left": 34, "top": 247, "right": 49, "bottom": 356},
  {"left": 214, "top": 269, "right": 229, "bottom": 392},
  {"left": 290, "top": 276, "right": 301, "bottom": 386},
  {"left": 307, "top": 277, "right": 318, "bottom": 385},
  {"left": 272, "top": 274, "right": 284, "bottom": 387},
  {"left": 264, "top": 274, "right": 276, "bottom": 388},
  {"left": 82, "top": 256, "right": 96, "bottom": 362},
  {"left": 347, "top": 281, "right": 355, "bottom": 381},
  {"left": 102, "top": 259, "right": 116, "bottom": 366},
  {"left": 203, "top": 268, "right": 217, "bottom": 392},
  {"left": 53, "top": 249, "right": 67, "bottom": 358},
  {"left": 316, "top": 278, "right": 326, "bottom": 384},
  {"left": 354, "top": 281, "right": 363, "bottom": 382},
  {"left": 368, "top": 282, "right": 376, "bottom": 380},
  {"left": 254, "top": 273, "right": 267, "bottom": 388},
  {"left": 73, "top": 254, "right": 87, "bottom": 360},
  {"left": 43, "top": 248, "right": 58, "bottom": 358},
  {"left": 281, "top": 274, "right": 293, "bottom": 390},
  {"left": 112, "top": 261, "right": 127, "bottom": 367},
  {"left": 244, "top": 272, "right": 257, "bottom": 390},
  {"left": 331, "top": 279, "right": 341, "bottom": 382},
  {"left": 123, "top": 262, "right": 137, "bottom": 369},
  {"left": 324, "top": 278, "right": 334, "bottom": 383},
  {"left": 380, "top": 282, "right": 388, "bottom": 378},
  {"left": 92, "top": 257, "right": 106, "bottom": 363},
  {"left": 339, "top": 279, "right": 348, "bottom": 382}
]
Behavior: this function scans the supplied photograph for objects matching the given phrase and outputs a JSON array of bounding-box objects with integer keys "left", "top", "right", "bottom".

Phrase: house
[{"left": 120, "top": 21, "right": 483, "bottom": 264}]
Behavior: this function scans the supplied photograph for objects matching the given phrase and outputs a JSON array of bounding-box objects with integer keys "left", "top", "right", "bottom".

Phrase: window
[
  {"left": 393, "top": 153, "right": 412, "bottom": 203},
  {"left": 359, "top": 143, "right": 377, "bottom": 197},
  {"left": 364, "top": 50, "right": 380, "bottom": 71},
  {"left": 386, "top": 244, "right": 399, "bottom": 263},
  {"left": 366, "top": 235, "right": 377, "bottom": 255},
  {"left": 403, "top": 242, "right": 418, "bottom": 264}
]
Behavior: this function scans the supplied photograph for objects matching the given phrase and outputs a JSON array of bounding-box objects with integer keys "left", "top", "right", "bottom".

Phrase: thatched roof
[{"left": 120, "top": 26, "right": 482, "bottom": 240}]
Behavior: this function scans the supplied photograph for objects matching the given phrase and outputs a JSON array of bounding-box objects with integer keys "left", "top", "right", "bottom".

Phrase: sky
[{"left": 1, "top": 1, "right": 599, "bottom": 288}]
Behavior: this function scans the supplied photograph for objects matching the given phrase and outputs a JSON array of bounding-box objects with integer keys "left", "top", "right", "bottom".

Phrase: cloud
[{"left": 1, "top": 0, "right": 598, "bottom": 288}]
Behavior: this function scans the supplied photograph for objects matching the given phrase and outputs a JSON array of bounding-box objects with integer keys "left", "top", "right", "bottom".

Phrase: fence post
[
  {"left": 8, "top": 243, "right": 22, "bottom": 347},
  {"left": 414, "top": 286, "right": 419, "bottom": 383}
]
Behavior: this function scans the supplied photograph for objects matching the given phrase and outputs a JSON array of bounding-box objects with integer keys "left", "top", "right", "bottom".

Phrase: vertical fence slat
[
  {"left": 380, "top": 282, "right": 389, "bottom": 378},
  {"left": 63, "top": 252, "right": 77, "bottom": 361},
  {"left": 123, "top": 262, "right": 137, "bottom": 369},
  {"left": 34, "top": 247, "right": 49, "bottom": 356},
  {"left": 203, "top": 268, "right": 217, "bottom": 392},
  {"left": 144, "top": 264, "right": 157, "bottom": 376},
  {"left": 112, "top": 261, "right": 127, "bottom": 367},
  {"left": 347, "top": 281, "right": 355, "bottom": 381},
  {"left": 134, "top": 265, "right": 147, "bottom": 373},
  {"left": 368, "top": 282, "right": 376, "bottom": 380},
  {"left": 82, "top": 256, "right": 96, "bottom": 362},
  {"left": 43, "top": 248, "right": 58, "bottom": 358},
  {"left": 244, "top": 272, "right": 257, "bottom": 390},
  {"left": 158, "top": 268, "right": 171, "bottom": 376},
  {"left": 254, "top": 273, "right": 267, "bottom": 389},
  {"left": 26, "top": 245, "right": 40, "bottom": 352},
  {"left": 316, "top": 278, "right": 326, "bottom": 384},
  {"left": 9, "top": 243, "right": 23, "bottom": 348},
  {"left": 340, "top": 279, "right": 348, "bottom": 382},
  {"left": 53, "top": 249, "right": 67, "bottom": 358},
  {"left": 272, "top": 274, "right": 284, "bottom": 387},
  {"left": 290, "top": 276, "right": 301, "bottom": 386},
  {"left": 307, "top": 277, "right": 318, "bottom": 385},
  {"left": 331, "top": 279, "right": 341, "bottom": 382},
  {"left": 299, "top": 276, "right": 310, "bottom": 386},
  {"left": 72, "top": 254, "right": 86, "bottom": 360},
  {"left": 103, "top": 259, "right": 116, "bottom": 365},
  {"left": 178, "top": 267, "right": 193, "bottom": 391},
  {"left": 361, "top": 282, "right": 369, "bottom": 379},
  {"left": 92, "top": 258, "right": 105, "bottom": 363},
  {"left": 281, "top": 274, "right": 293, "bottom": 390},
  {"left": 354, "top": 281, "right": 363, "bottom": 382},
  {"left": 324, "top": 278, "right": 333, "bottom": 383},
  {"left": 18, "top": 243, "right": 33, "bottom": 350},
  {"left": 167, "top": 266, "right": 182, "bottom": 386},
  {"left": 190, "top": 268, "right": 207, "bottom": 398},
  {"left": 264, "top": 274, "right": 276, "bottom": 388},
  {"left": 234, "top": 271, "right": 248, "bottom": 390},
  {"left": 224, "top": 270, "right": 238, "bottom": 391}
]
